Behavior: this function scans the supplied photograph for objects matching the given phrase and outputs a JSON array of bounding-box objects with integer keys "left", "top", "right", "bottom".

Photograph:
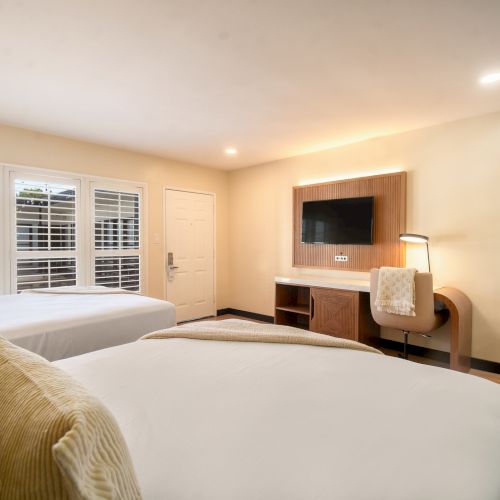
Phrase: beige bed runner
[{"left": 141, "top": 319, "right": 382, "bottom": 355}]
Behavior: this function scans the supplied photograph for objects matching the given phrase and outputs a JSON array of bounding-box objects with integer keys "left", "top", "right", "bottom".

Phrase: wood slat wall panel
[{"left": 293, "top": 172, "right": 406, "bottom": 271}]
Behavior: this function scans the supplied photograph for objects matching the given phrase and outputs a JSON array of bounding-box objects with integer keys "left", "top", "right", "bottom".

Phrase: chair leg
[{"left": 403, "top": 331, "right": 409, "bottom": 360}]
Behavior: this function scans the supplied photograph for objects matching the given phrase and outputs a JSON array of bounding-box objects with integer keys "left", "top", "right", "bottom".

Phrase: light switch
[{"left": 153, "top": 232, "right": 160, "bottom": 244}]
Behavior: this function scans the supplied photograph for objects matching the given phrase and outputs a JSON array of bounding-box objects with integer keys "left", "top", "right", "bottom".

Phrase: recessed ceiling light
[
  {"left": 479, "top": 72, "right": 500, "bottom": 85},
  {"left": 225, "top": 147, "right": 237, "bottom": 156}
]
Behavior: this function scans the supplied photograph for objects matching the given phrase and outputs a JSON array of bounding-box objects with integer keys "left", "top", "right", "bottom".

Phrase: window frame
[
  {"left": 9, "top": 170, "right": 83, "bottom": 292},
  {"left": 90, "top": 180, "right": 144, "bottom": 292},
  {"left": 0, "top": 163, "right": 148, "bottom": 295}
]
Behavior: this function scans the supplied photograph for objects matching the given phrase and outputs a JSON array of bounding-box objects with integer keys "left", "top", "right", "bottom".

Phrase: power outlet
[{"left": 335, "top": 255, "right": 348, "bottom": 262}]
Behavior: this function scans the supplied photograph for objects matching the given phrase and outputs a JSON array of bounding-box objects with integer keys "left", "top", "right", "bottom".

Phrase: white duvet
[
  {"left": 55, "top": 321, "right": 500, "bottom": 500},
  {"left": 0, "top": 291, "right": 175, "bottom": 360}
]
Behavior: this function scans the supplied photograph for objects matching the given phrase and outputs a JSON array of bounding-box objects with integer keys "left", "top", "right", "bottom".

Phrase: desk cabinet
[
  {"left": 275, "top": 283, "right": 379, "bottom": 346},
  {"left": 310, "top": 288, "right": 357, "bottom": 340}
]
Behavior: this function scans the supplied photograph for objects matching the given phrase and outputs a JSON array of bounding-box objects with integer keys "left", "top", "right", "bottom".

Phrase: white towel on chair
[{"left": 375, "top": 267, "right": 417, "bottom": 316}]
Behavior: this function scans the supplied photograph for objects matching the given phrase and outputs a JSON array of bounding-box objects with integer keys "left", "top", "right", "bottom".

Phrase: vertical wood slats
[{"left": 293, "top": 172, "right": 406, "bottom": 271}]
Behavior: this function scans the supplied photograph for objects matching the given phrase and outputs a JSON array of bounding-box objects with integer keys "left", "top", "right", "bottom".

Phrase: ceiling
[{"left": 0, "top": 0, "right": 499, "bottom": 169}]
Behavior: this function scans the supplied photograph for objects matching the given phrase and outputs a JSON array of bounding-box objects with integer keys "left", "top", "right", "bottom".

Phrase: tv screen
[{"left": 301, "top": 196, "right": 374, "bottom": 245}]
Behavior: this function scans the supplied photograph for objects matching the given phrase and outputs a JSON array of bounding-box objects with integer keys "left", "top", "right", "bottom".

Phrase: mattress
[
  {"left": 55, "top": 320, "right": 500, "bottom": 500},
  {"left": 0, "top": 291, "right": 176, "bottom": 360}
]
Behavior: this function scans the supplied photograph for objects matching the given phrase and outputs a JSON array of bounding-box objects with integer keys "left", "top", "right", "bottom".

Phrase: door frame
[{"left": 163, "top": 186, "right": 217, "bottom": 317}]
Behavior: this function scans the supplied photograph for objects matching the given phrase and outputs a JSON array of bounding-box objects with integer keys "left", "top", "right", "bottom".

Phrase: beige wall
[
  {"left": 2, "top": 112, "right": 500, "bottom": 362},
  {"left": 228, "top": 112, "right": 500, "bottom": 362},
  {"left": 0, "top": 124, "right": 230, "bottom": 308}
]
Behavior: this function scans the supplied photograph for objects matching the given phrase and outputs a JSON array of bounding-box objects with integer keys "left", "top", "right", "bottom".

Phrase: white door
[{"left": 165, "top": 189, "right": 215, "bottom": 323}]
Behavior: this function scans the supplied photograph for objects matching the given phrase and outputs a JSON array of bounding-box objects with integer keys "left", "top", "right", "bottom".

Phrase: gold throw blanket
[{"left": 141, "top": 319, "right": 382, "bottom": 355}]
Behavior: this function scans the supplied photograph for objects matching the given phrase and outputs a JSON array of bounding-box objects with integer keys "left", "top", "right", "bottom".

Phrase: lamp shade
[
  {"left": 399, "top": 233, "right": 429, "bottom": 244},
  {"left": 400, "top": 233, "right": 431, "bottom": 272}
]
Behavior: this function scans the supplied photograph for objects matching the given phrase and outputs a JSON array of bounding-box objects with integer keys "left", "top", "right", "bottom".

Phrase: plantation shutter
[
  {"left": 13, "top": 176, "right": 79, "bottom": 292},
  {"left": 92, "top": 186, "right": 142, "bottom": 291}
]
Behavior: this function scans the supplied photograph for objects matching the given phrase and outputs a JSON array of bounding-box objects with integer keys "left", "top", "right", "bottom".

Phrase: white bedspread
[
  {"left": 21, "top": 285, "right": 138, "bottom": 295},
  {"left": 55, "top": 322, "right": 500, "bottom": 500},
  {"left": 0, "top": 292, "right": 175, "bottom": 360}
]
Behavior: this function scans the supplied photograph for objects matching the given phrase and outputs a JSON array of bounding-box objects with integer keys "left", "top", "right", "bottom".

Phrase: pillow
[{"left": 0, "top": 337, "right": 141, "bottom": 499}]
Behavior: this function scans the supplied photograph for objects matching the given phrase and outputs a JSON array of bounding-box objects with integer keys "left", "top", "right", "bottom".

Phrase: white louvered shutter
[
  {"left": 91, "top": 186, "right": 143, "bottom": 291},
  {"left": 13, "top": 176, "right": 79, "bottom": 292}
]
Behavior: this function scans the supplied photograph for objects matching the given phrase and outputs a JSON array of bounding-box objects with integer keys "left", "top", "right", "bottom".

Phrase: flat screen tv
[{"left": 301, "top": 196, "right": 374, "bottom": 245}]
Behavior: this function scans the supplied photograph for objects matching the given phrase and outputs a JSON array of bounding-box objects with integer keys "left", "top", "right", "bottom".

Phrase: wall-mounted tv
[{"left": 301, "top": 196, "right": 374, "bottom": 245}]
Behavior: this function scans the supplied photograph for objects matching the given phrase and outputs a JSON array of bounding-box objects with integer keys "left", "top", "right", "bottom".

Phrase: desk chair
[{"left": 370, "top": 269, "right": 448, "bottom": 360}]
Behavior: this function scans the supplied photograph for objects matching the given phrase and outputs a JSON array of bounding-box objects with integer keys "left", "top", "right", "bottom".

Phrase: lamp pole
[{"left": 426, "top": 241, "right": 431, "bottom": 273}]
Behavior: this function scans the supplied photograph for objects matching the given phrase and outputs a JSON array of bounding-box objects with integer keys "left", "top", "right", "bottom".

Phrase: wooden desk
[
  {"left": 275, "top": 276, "right": 378, "bottom": 346},
  {"left": 433, "top": 287, "right": 472, "bottom": 372},
  {"left": 275, "top": 276, "right": 472, "bottom": 372}
]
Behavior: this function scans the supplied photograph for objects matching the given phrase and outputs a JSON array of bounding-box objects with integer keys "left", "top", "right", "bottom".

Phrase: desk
[
  {"left": 275, "top": 276, "right": 472, "bottom": 372},
  {"left": 433, "top": 287, "right": 472, "bottom": 372}
]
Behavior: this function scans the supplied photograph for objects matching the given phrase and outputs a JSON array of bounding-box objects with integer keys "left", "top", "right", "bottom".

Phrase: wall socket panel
[{"left": 335, "top": 255, "right": 348, "bottom": 262}]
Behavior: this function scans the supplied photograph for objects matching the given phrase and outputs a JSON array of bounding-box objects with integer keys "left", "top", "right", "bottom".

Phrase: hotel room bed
[
  {"left": 0, "top": 286, "right": 176, "bottom": 361},
  {"left": 53, "top": 319, "right": 500, "bottom": 500}
]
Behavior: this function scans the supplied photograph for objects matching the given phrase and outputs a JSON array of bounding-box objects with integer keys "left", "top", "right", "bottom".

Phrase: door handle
[
  {"left": 167, "top": 253, "right": 178, "bottom": 271},
  {"left": 167, "top": 266, "right": 178, "bottom": 282},
  {"left": 311, "top": 295, "right": 315, "bottom": 321},
  {"left": 167, "top": 252, "right": 179, "bottom": 281}
]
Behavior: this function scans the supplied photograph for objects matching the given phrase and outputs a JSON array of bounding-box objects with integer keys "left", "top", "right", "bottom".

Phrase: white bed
[
  {"left": 55, "top": 319, "right": 500, "bottom": 500},
  {"left": 0, "top": 287, "right": 176, "bottom": 361}
]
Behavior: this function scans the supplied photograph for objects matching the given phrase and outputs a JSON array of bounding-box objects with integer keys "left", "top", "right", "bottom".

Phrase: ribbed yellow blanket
[{"left": 0, "top": 337, "right": 141, "bottom": 499}]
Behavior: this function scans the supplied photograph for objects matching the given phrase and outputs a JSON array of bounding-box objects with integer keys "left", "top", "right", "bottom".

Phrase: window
[
  {"left": 93, "top": 189, "right": 140, "bottom": 250},
  {"left": 91, "top": 186, "right": 142, "bottom": 291},
  {"left": 94, "top": 256, "right": 140, "bottom": 290},
  {"left": 17, "top": 258, "right": 77, "bottom": 292},
  {"left": 13, "top": 176, "right": 79, "bottom": 292},
  {"left": 4, "top": 168, "right": 145, "bottom": 294},
  {"left": 15, "top": 179, "right": 77, "bottom": 252}
]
